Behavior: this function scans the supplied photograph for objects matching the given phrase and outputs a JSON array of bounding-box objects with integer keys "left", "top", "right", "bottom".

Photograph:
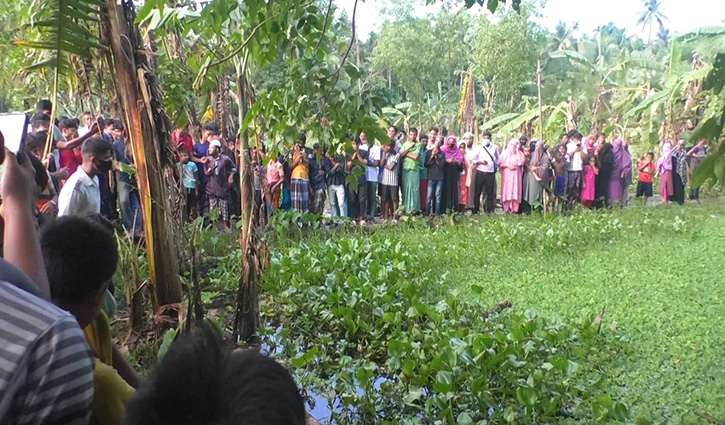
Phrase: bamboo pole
[{"left": 537, "top": 60, "right": 544, "bottom": 142}]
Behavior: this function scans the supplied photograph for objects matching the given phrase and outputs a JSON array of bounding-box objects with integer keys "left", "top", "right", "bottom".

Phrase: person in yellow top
[
  {"left": 41, "top": 214, "right": 140, "bottom": 425},
  {"left": 289, "top": 132, "right": 310, "bottom": 212}
]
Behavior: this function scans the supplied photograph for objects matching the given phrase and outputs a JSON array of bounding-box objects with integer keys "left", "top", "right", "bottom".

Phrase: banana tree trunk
[
  {"left": 104, "top": 0, "right": 182, "bottom": 310},
  {"left": 233, "top": 54, "right": 259, "bottom": 342}
]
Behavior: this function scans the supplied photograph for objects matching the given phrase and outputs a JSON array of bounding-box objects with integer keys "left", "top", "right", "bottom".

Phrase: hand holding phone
[{"left": 0, "top": 112, "right": 29, "bottom": 155}]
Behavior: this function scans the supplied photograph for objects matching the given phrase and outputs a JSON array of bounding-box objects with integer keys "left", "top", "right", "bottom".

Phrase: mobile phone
[{"left": 0, "top": 112, "right": 29, "bottom": 155}]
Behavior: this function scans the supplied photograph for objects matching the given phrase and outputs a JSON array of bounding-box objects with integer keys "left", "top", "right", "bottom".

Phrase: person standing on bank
[
  {"left": 424, "top": 136, "right": 445, "bottom": 216},
  {"left": 469, "top": 131, "right": 499, "bottom": 214},
  {"left": 440, "top": 135, "right": 464, "bottom": 213},
  {"left": 565, "top": 131, "right": 587, "bottom": 209},
  {"left": 399, "top": 128, "right": 422, "bottom": 214}
]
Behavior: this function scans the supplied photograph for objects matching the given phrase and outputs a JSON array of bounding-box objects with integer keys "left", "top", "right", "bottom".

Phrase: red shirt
[
  {"left": 638, "top": 160, "right": 654, "bottom": 183},
  {"left": 59, "top": 149, "right": 82, "bottom": 176}
]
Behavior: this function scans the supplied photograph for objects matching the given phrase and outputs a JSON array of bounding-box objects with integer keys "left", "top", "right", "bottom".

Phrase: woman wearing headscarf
[
  {"left": 595, "top": 140, "right": 613, "bottom": 208},
  {"left": 619, "top": 141, "right": 633, "bottom": 207},
  {"left": 671, "top": 141, "right": 687, "bottom": 205},
  {"left": 583, "top": 134, "right": 596, "bottom": 153},
  {"left": 440, "top": 135, "right": 464, "bottom": 213},
  {"left": 522, "top": 140, "right": 550, "bottom": 213},
  {"left": 608, "top": 139, "right": 630, "bottom": 207},
  {"left": 687, "top": 139, "right": 708, "bottom": 203},
  {"left": 499, "top": 138, "right": 524, "bottom": 213},
  {"left": 458, "top": 141, "right": 470, "bottom": 212},
  {"left": 656, "top": 141, "right": 674, "bottom": 204}
]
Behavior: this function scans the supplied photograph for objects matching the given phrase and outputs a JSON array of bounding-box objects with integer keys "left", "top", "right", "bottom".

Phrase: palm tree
[{"left": 637, "top": 0, "right": 668, "bottom": 44}]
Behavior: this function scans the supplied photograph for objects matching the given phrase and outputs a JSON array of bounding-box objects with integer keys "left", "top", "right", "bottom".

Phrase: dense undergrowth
[{"left": 115, "top": 202, "right": 724, "bottom": 424}]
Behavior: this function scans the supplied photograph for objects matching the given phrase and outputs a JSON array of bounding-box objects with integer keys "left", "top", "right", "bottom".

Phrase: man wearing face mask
[
  {"left": 58, "top": 137, "right": 115, "bottom": 217},
  {"left": 470, "top": 130, "right": 499, "bottom": 214}
]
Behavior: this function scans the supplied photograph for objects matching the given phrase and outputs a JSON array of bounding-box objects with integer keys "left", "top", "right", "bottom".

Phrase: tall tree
[{"left": 637, "top": 0, "right": 668, "bottom": 44}]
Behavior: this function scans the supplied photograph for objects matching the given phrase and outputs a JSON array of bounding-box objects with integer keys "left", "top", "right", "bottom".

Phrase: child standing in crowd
[
  {"left": 205, "top": 139, "right": 236, "bottom": 232},
  {"left": 458, "top": 142, "right": 469, "bottom": 212},
  {"left": 424, "top": 136, "right": 445, "bottom": 216},
  {"left": 179, "top": 149, "right": 199, "bottom": 220},
  {"left": 636, "top": 152, "right": 655, "bottom": 206},
  {"left": 381, "top": 140, "right": 400, "bottom": 221},
  {"left": 289, "top": 133, "right": 310, "bottom": 213},
  {"left": 265, "top": 153, "right": 284, "bottom": 214},
  {"left": 552, "top": 144, "right": 568, "bottom": 210},
  {"left": 581, "top": 155, "right": 597, "bottom": 208}
]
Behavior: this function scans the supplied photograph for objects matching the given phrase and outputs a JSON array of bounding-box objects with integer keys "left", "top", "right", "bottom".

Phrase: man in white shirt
[
  {"left": 565, "top": 131, "right": 587, "bottom": 209},
  {"left": 362, "top": 132, "right": 381, "bottom": 220},
  {"left": 465, "top": 131, "right": 500, "bottom": 214},
  {"left": 58, "top": 137, "right": 114, "bottom": 217},
  {"left": 0, "top": 144, "right": 94, "bottom": 425},
  {"left": 78, "top": 111, "right": 93, "bottom": 137}
]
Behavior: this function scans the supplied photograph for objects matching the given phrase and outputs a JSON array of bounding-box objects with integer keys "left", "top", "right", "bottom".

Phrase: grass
[
  {"left": 263, "top": 202, "right": 724, "bottom": 423},
  {"left": 445, "top": 205, "right": 725, "bottom": 423}
]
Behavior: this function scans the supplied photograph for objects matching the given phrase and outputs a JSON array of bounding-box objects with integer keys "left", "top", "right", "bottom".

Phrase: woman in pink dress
[
  {"left": 581, "top": 155, "right": 597, "bottom": 208},
  {"left": 656, "top": 141, "right": 674, "bottom": 204},
  {"left": 499, "top": 138, "right": 524, "bottom": 213},
  {"left": 458, "top": 142, "right": 469, "bottom": 212}
]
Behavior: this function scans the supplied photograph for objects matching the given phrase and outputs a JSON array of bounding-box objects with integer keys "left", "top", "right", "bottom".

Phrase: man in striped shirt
[{"left": 0, "top": 137, "right": 94, "bottom": 425}]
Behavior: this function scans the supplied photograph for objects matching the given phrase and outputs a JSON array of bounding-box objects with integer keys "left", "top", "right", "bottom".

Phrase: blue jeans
[
  {"left": 425, "top": 179, "right": 443, "bottom": 216},
  {"left": 118, "top": 181, "right": 142, "bottom": 232},
  {"left": 328, "top": 184, "right": 347, "bottom": 217},
  {"left": 366, "top": 181, "right": 377, "bottom": 218}
]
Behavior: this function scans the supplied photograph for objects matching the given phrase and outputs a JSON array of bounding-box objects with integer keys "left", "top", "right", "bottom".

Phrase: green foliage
[
  {"left": 256, "top": 204, "right": 725, "bottom": 423},
  {"left": 259, "top": 224, "right": 637, "bottom": 423}
]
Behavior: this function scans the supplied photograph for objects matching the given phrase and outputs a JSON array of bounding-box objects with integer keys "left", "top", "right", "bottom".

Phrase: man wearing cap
[{"left": 204, "top": 137, "right": 236, "bottom": 232}]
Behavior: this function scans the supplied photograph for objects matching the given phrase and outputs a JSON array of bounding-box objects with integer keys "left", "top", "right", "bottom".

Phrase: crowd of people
[
  {"left": 13, "top": 99, "right": 709, "bottom": 238},
  {"left": 0, "top": 97, "right": 713, "bottom": 425},
  {"left": 0, "top": 101, "right": 308, "bottom": 425},
  {"left": 247, "top": 126, "right": 709, "bottom": 225}
]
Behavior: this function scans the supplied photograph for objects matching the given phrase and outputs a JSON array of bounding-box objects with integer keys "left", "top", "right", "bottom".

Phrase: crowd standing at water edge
[{"left": 0, "top": 98, "right": 714, "bottom": 425}]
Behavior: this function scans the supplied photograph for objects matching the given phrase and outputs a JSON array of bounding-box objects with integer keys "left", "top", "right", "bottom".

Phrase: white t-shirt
[
  {"left": 366, "top": 144, "right": 382, "bottom": 182},
  {"left": 566, "top": 141, "right": 587, "bottom": 172},
  {"left": 78, "top": 126, "right": 90, "bottom": 137},
  {"left": 58, "top": 168, "right": 101, "bottom": 216}
]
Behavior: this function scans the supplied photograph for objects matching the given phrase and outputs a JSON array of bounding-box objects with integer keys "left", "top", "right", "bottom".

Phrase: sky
[{"left": 340, "top": 0, "right": 725, "bottom": 41}]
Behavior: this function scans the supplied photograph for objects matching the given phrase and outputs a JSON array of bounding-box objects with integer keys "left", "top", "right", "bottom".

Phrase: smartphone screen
[{"left": 0, "top": 112, "right": 29, "bottom": 154}]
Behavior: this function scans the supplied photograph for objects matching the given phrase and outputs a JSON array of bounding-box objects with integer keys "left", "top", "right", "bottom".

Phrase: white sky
[{"left": 340, "top": 0, "right": 725, "bottom": 40}]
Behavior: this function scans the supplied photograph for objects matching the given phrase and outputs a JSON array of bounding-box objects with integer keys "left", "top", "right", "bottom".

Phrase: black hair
[
  {"left": 570, "top": 131, "right": 583, "bottom": 141},
  {"left": 28, "top": 152, "right": 48, "bottom": 190},
  {"left": 297, "top": 131, "right": 307, "bottom": 144},
  {"left": 31, "top": 113, "right": 51, "bottom": 130},
  {"left": 122, "top": 326, "right": 305, "bottom": 425},
  {"left": 83, "top": 111, "right": 92, "bottom": 116},
  {"left": 25, "top": 133, "right": 46, "bottom": 153},
  {"left": 388, "top": 125, "right": 397, "bottom": 132},
  {"left": 409, "top": 127, "right": 418, "bottom": 135},
  {"left": 202, "top": 122, "right": 220, "bottom": 135},
  {"left": 647, "top": 151, "right": 655, "bottom": 157},
  {"left": 36, "top": 99, "right": 52, "bottom": 112},
  {"left": 519, "top": 136, "right": 529, "bottom": 145},
  {"left": 59, "top": 118, "right": 78, "bottom": 130},
  {"left": 41, "top": 215, "right": 118, "bottom": 304},
  {"left": 420, "top": 134, "right": 429, "bottom": 141},
  {"left": 81, "top": 137, "right": 113, "bottom": 158},
  {"left": 429, "top": 126, "right": 439, "bottom": 133},
  {"left": 388, "top": 139, "right": 396, "bottom": 148},
  {"left": 482, "top": 130, "right": 492, "bottom": 138},
  {"left": 110, "top": 119, "right": 124, "bottom": 131},
  {"left": 341, "top": 132, "right": 354, "bottom": 142},
  {"left": 312, "top": 143, "right": 320, "bottom": 150},
  {"left": 322, "top": 143, "right": 328, "bottom": 155},
  {"left": 178, "top": 148, "right": 190, "bottom": 156}
]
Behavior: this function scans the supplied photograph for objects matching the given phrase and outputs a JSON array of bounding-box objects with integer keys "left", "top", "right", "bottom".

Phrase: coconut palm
[{"left": 637, "top": 0, "right": 668, "bottom": 44}]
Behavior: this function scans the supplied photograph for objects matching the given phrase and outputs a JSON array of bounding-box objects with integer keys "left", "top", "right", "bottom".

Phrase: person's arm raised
[
  {"left": 0, "top": 150, "right": 51, "bottom": 298},
  {"left": 55, "top": 123, "right": 99, "bottom": 150}
]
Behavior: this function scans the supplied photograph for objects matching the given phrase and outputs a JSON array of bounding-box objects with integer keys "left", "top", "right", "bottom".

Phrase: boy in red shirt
[{"left": 636, "top": 152, "right": 655, "bottom": 206}]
